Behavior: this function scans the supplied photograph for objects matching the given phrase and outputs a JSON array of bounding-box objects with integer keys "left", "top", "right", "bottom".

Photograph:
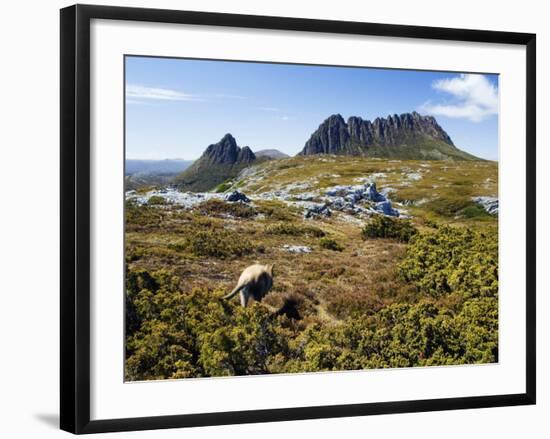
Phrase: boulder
[
  {"left": 364, "top": 182, "right": 386, "bottom": 202},
  {"left": 374, "top": 200, "right": 399, "bottom": 217},
  {"left": 303, "top": 203, "right": 331, "bottom": 219},
  {"left": 224, "top": 190, "right": 250, "bottom": 203}
]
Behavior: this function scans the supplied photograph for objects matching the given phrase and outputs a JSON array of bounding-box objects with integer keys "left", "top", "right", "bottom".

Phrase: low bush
[
  {"left": 286, "top": 298, "right": 497, "bottom": 372},
  {"left": 265, "top": 222, "right": 325, "bottom": 237},
  {"left": 255, "top": 200, "right": 297, "bottom": 221},
  {"left": 361, "top": 215, "right": 417, "bottom": 243},
  {"left": 125, "top": 268, "right": 290, "bottom": 380},
  {"left": 169, "top": 228, "right": 252, "bottom": 259},
  {"left": 125, "top": 201, "right": 163, "bottom": 231},
  {"left": 319, "top": 237, "right": 344, "bottom": 251},
  {"left": 147, "top": 195, "right": 167, "bottom": 206},
  {"left": 398, "top": 225, "right": 498, "bottom": 301},
  {"left": 461, "top": 203, "right": 491, "bottom": 218},
  {"left": 196, "top": 199, "right": 256, "bottom": 218}
]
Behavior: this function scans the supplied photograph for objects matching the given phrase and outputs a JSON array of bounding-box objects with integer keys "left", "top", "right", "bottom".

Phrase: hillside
[{"left": 299, "top": 112, "right": 479, "bottom": 160}]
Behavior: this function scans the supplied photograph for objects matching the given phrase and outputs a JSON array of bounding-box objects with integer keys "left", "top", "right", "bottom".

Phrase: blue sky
[{"left": 125, "top": 56, "right": 499, "bottom": 161}]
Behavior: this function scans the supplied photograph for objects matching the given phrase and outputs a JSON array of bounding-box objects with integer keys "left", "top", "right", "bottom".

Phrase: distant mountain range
[
  {"left": 255, "top": 149, "right": 290, "bottom": 159},
  {"left": 126, "top": 159, "right": 193, "bottom": 175},
  {"left": 299, "top": 112, "right": 477, "bottom": 160},
  {"left": 125, "top": 159, "right": 193, "bottom": 190}
]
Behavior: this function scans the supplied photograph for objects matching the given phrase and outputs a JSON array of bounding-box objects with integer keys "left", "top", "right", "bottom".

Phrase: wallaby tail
[{"left": 222, "top": 283, "right": 246, "bottom": 300}]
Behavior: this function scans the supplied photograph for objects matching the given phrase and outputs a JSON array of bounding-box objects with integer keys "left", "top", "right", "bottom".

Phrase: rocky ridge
[{"left": 299, "top": 112, "right": 476, "bottom": 160}]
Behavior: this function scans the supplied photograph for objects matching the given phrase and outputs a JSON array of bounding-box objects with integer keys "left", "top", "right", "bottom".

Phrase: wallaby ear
[{"left": 268, "top": 264, "right": 274, "bottom": 276}]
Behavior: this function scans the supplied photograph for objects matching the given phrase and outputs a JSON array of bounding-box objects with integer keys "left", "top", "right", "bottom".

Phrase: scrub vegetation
[{"left": 125, "top": 156, "right": 498, "bottom": 380}]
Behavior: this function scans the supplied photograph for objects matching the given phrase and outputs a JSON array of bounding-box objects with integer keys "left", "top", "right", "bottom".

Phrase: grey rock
[
  {"left": 126, "top": 187, "right": 221, "bottom": 208},
  {"left": 282, "top": 245, "right": 312, "bottom": 254},
  {"left": 301, "top": 114, "right": 350, "bottom": 155},
  {"left": 303, "top": 203, "right": 331, "bottom": 219},
  {"left": 202, "top": 133, "right": 257, "bottom": 165},
  {"left": 293, "top": 192, "right": 318, "bottom": 201},
  {"left": 364, "top": 182, "right": 387, "bottom": 202},
  {"left": 224, "top": 190, "right": 250, "bottom": 203},
  {"left": 374, "top": 200, "right": 400, "bottom": 217},
  {"left": 472, "top": 196, "right": 499, "bottom": 215}
]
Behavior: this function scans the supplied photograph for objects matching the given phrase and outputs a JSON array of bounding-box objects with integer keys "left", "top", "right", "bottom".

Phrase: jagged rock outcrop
[
  {"left": 174, "top": 134, "right": 257, "bottom": 192},
  {"left": 201, "top": 134, "right": 256, "bottom": 165},
  {"left": 299, "top": 112, "right": 477, "bottom": 160}
]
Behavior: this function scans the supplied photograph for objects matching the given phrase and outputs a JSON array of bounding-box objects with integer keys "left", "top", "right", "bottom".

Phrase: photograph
[{"left": 123, "top": 56, "right": 499, "bottom": 382}]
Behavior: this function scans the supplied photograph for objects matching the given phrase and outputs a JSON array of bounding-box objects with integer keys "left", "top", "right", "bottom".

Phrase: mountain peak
[
  {"left": 202, "top": 134, "right": 256, "bottom": 165},
  {"left": 174, "top": 134, "right": 257, "bottom": 192},
  {"left": 220, "top": 133, "right": 237, "bottom": 144},
  {"left": 301, "top": 114, "right": 350, "bottom": 155}
]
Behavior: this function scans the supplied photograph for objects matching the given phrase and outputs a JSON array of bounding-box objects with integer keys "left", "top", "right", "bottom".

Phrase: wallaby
[{"left": 223, "top": 264, "right": 274, "bottom": 307}]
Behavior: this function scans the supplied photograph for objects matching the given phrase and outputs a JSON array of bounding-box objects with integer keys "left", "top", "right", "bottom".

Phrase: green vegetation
[
  {"left": 147, "top": 195, "right": 168, "bottom": 206},
  {"left": 362, "top": 216, "right": 417, "bottom": 242},
  {"left": 344, "top": 137, "right": 479, "bottom": 161},
  {"left": 461, "top": 203, "right": 492, "bottom": 218},
  {"left": 265, "top": 222, "right": 325, "bottom": 237},
  {"left": 196, "top": 199, "right": 256, "bottom": 218},
  {"left": 126, "top": 157, "right": 499, "bottom": 380},
  {"left": 214, "top": 181, "right": 233, "bottom": 193},
  {"left": 319, "top": 237, "right": 344, "bottom": 251},
  {"left": 169, "top": 229, "right": 253, "bottom": 259},
  {"left": 126, "top": 269, "right": 287, "bottom": 379},
  {"left": 399, "top": 225, "right": 498, "bottom": 301},
  {"left": 126, "top": 224, "right": 498, "bottom": 381}
]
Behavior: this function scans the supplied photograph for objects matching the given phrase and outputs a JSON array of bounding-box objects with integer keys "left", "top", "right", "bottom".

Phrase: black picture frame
[{"left": 60, "top": 4, "right": 536, "bottom": 434}]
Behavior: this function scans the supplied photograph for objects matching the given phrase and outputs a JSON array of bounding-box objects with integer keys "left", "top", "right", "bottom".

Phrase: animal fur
[{"left": 223, "top": 264, "right": 274, "bottom": 307}]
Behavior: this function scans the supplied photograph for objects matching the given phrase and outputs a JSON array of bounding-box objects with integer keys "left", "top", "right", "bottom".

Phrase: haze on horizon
[{"left": 125, "top": 56, "right": 499, "bottom": 161}]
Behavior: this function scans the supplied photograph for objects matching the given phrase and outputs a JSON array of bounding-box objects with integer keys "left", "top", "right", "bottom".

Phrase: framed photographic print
[{"left": 60, "top": 4, "right": 536, "bottom": 434}]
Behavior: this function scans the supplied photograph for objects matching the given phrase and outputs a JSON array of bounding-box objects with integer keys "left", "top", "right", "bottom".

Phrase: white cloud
[
  {"left": 126, "top": 84, "right": 198, "bottom": 102},
  {"left": 419, "top": 74, "right": 498, "bottom": 122}
]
